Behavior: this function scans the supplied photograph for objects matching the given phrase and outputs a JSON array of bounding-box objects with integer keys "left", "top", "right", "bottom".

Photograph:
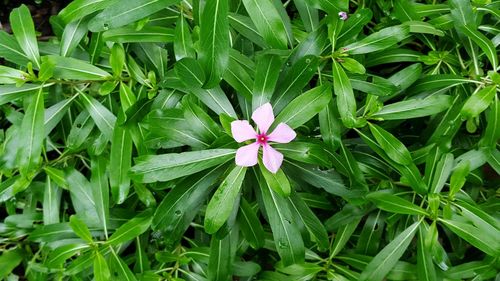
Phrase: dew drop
[
  {"left": 278, "top": 240, "right": 288, "bottom": 249},
  {"left": 305, "top": 58, "right": 311, "bottom": 64},
  {"left": 286, "top": 62, "right": 292, "bottom": 67},
  {"left": 174, "top": 210, "right": 182, "bottom": 216},
  {"left": 103, "top": 23, "right": 110, "bottom": 30},
  {"left": 284, "top": 218, "right": 292, "bottom": 224}
]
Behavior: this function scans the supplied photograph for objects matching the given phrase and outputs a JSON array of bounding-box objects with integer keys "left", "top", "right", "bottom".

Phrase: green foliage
[{"left": 0, "top": 0, "right": 499, "bottom": 280}]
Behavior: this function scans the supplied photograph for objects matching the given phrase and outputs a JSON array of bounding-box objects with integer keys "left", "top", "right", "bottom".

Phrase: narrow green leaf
[
  {"left": 257, "top": 171, "right": 305, "bottom": 266},
  {"left": 332, "top": 60, "right": 357, "bottom": 127},
  {"left": 331, "top": 218, "right": 361, "bottom": 257},
  {"left": 90, "top": 156, "right": 109, "bottom": 237},
  {"left": 108, "top": 248, "right": 137, "bottom": 281},
  {"left": 16, "top": 88, "right": 44, "bottom": 176},
  {"left": 45, "top": 55, "right": 111, "bottom": 80},
  {"left": 408, "top": 74, "right": 476, "bottom": 94},
  {"left": 106, "top": 210, "right": 153, "bottom": 246},
  {"left": 79, "top": 93, "right": 116, "bottom": 140},
  {"left": 252, "top": 54, "right": 282, "bottom": 110},
  {"left": 368, "top": 123, "right": 412, "bottom": 165},
  {"left": 109, "top": 122, "right": 132, "bottom": 205},
  {"left": 198, "top": 0, "right": 229, "bottom": 88},
  {"left": 359, "top": 221, "right": 420, "bottom": 281},
  {"left": 205, "top": 165, "right": 246, "bottom": 234},
  {"left": 461, "top": 85, "right": 496, "bottom": 119},
  {"left": 174, "top": 13, "right": 195, "bottom": 60},
  {"left": 0, "top": 30, "right": 30, "bottom": 66},
  {"left": 429, "top": 153, "right": 454, "bottom": 194},
  {"left": 88, "top": 0, "right": 180, "bottom": 32},
  {"left": 242, "top": 0, "right": 288, "bottom": 49},
  {"left": 175, "top": 57, "right": 205, "bottom": 89},
  {"left": 60, "top": 17, "right": 88, "bottom": 57},
  {"left": 371, "top": 95, "right": 452, "bottom": 120},
  {"left": 43, "top": 175, "right": 61, "bottom": 225},
  {"left": 190, "top": 86, "right": 237, "bottom": 118},
  {"left": 439, "top": 218, "right": 500, "bottom": 256},
  {"left": 274, "top": 84, "right": 332, "bottom": 129},
  {"left": 237, "top": 198, "right": 265, "bottom": 249},
  {"left": 288, "top": 191, "right": 330, "bottom": 251},
  {"left": 102, "top": 26, "right": 174, "bottom": 43},
  {"left": 208, "top": 233, "right": 232, "bottom": 281},
  {"left": 130, "top": 149, "right": 235, "bottom": 183},
  {"left": 366, "top": 191, "right": 428, "bottom": 216},
  {"left": 94, "top": 251, "right": 111, "bottom": 281},
  {"left": 319, "top": 99, "right": 342, "bottom": 151},
  {"left": 0, "top": 249, "right": 23, "bottom": 278},
  {"left": 458, "top": 26, "right": 498, "bottom": 70},
  {"left": 259, "top": 165, "right": 291, "bottom": 197},
  {"left": 58, "top": 0, "right": 118, "bottom": 23},
  {"left": 343, "top": 25, "right": 409, "bottom": 54},
  {"left": 10, "top": 4, "right": 40, "bottom": 68},
  {"left": 69, "top": 215, "right": 94, "bottom": 243}
]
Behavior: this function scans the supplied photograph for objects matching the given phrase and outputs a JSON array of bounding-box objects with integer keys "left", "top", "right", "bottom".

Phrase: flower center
[{"left": 256, "top": 133, "right": 268, "bottom": 144}]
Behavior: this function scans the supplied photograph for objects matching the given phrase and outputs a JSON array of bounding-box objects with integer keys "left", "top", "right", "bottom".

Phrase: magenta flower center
[{"left": 256, "top": 133, "right": 268, "bottom": 145}]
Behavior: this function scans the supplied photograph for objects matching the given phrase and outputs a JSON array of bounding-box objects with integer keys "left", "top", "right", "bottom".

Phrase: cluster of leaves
[{"left": 0, "top": 0, "right": 499, "bottom": 280}]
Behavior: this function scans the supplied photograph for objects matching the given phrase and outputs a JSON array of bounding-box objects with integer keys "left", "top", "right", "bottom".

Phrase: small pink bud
[{"left": 338, "top": 11, "right": 348, "bottom": 21}]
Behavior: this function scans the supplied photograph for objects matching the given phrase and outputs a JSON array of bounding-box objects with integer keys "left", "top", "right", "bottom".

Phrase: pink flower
[
  {"left": 231, "top": 103, "right": 296, "bottom": 173},
  {"left": 338, "top": 11, "right": 348, "bottom": 21}
]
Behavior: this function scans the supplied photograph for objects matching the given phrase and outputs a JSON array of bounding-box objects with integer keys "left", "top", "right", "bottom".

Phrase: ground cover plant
[{"left": 0, "top": 0, "right": 499, "bottom": 280}]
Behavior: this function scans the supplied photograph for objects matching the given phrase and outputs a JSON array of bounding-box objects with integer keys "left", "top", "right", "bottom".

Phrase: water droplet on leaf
[{"left": 278, "top": 240, "right": 288, "bottom": 248}]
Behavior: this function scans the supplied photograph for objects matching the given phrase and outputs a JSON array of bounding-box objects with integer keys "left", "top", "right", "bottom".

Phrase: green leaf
[
  {"left": 0, "top": 249, "right": 23, "bottom": 278},
  {"left": 242, "top": 0, "right": 288, "bottom": 49},
  {"left": 102, "top": 26, "right": 174, "bottom": 43},
  {"left": 16, "top": 88, "right": 45, "bottom": 176},
  {"left": 174, "top": 57, "right": 205, "bottom": 89},
  {"left": 60, "top": 17, "right": 88, "bottom": 57},
  {"left": 43, "top": 176, "right": 61, "bottom": 225},
  {"left": 237, "top": 198, "right": 265, "bottom": 249},
  {"left": 359, "top": 221, "right": 420, "bottom": 281},
  {"left": 332, "top": 60, "right": 357, "bottom": 127},
  {"left": 337, "top": 8, "right": 372, "bottom": 44},
  {"left": 0, "top": 83, "right": 52, "bottom": 106},
  {"left": 44, "top": 55, "right": 111, "bottom": 80},
  {"left": 259, "top": 165, "right": 291, "bottom": 197},
  {"left": 106, "top": 210, "right": 153, "bottom": 245},
  {"left": 403, "top": 21, "right": 444, "bottom": 36},
  {"left": 371, "top": 95, "right": 452, "bottom": 120},
  {"left": 458, "top": 26, "right": 498, "bottom": 70},
  {"left": 417, "top": 224, "right": 437, "bottom": 281},
  {"left": 109, "top": 43, "right": 125, "bottom": 77},
  {"left": 0, "top": 30, "right": 30, "bottom": 66},
  {"left": 108, "top": 248, "right": 137, "bottom": 281},
  {"left": 0, "top": 65, "right": 27, "bottom": 84},
  {"left": 205, "top": 165, "right": 246, "bottom": 234},
  {"left": 368, "top": 123, "right": 412, "bottom": 165},
  {"left": 94, "top": 251, "right": 111, "bottom": 281},
  {"left": 208, "top": 233, "right": 232, "bottom": 281},
  {"left": 272, "top": 55, "right": 320, "bottom": 113},
  {"left": 439, "top": 218, "right": 500, "bottom": 256},
  {"left": 257, "top": 171, "right": 305, "bottom": 266},
  {"left": 130, "top": 149, "right": 235, "bottom": 183},
  {"left": 274, "top": 84, "right": 332, "bottom": 129},
  {"left": 109, "top": 122, "right": 132, "bottom": 205},
  {"left": 343, "top": 25, "right": 409, "bottom": 54},
  {"left": 366, "top": 191, "right": 428, "bottom": 216},
  {"left": 480, "top": 94, "right": 499, "bottom": 147},
  {"left": 10, "top": 4, "right": 40, "bottom": 68},
  {"left": 58, "top": 0, "right": 118, "bottom": 23},
  {"left": 331, "top": 218, "right": 361, "bottom": 257},
  {"left": 288, "top": 191, "right": 329, "bottom": 251},
  {"left": 252, "top": 54, "right": 282, "bottom": 110},
  {"left": 461, "top": 85, "right": 496, "bottom": 119},
  {"left": 69, "top": 215, "right": 94, "bottom": 243},
  {"left": 90, "top": 156, "right": 109, "bottom": 236},
  {"left": 366, "top": 49, "right": 421, "bottom": 67},
  {"left": 190, "top": 86, "right": 237, "bottom": 118},
  {"left": 198, "top": 0, "right": 229, "bottom": 88},
  {"left": 79, "top": 93, "right": 117, "bottom": 140},
  {"left": 319, "top": 99, "right": 342, "bottom": 151},
  {"left": 223, "top": 55, "right": 254, "bottom": 100},
  {"left": 65, "top": 169, "right": 99, "bottom": 225},
  {"left": 174, "top": 13, "right": 195, "bottom": 60},
  {"left": 429, "top": 153, "right": 454, "bottom": 194},
  {"left": 88, "top": 0, "right": 180, "bottom": 32},
  {"left": 408, "top": 74, "right": 476, "bottom": 94}
]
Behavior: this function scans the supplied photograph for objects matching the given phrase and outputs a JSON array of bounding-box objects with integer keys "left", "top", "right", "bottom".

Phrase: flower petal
[
  {"left": 251, "top": 103, "right": 274, "bottom": 134},
  {"left": 268, "top": 123, "right": 296, "bottom": 143},
  {"left": 235, "top": 142, "right": 260, "bottom": 167},
  {"left": 231, "top": 120, "right": 257, "bottom": 143},
  {"left": 262, "top": 144, "right": 283, "bottom": 173}
]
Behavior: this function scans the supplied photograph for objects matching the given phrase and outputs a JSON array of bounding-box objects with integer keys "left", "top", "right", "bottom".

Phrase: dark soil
[{"left": 0, "top": 0, "right": 70, "bottom": 36}]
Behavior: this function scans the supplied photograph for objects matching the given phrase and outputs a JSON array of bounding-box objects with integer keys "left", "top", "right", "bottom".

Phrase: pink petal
[
  {"left": 268, "top": 123, "right": 296, "bottom": 143},
  {"left": 251, "top": 103, "right": 274, "bottom": 134},
  {"left": 262, "top": 144, "right": 283, "bottom": 173},
  {"left": 235, "top": 142, "right": 260, "bottom": 167},
  {"left": 231, "top": 120, "right": 257, "bottom": 143}
]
